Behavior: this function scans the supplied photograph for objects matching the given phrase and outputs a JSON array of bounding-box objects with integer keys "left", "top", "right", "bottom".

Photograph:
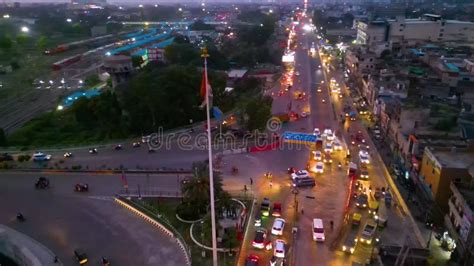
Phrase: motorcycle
[
  {"left": 102, "top": 257, "right": 110, "bottom": 266},
  {"left": 231, "top": 166, "right": 239, "bottom": 175},
  {"left": 17, "top": 213, "right": 25, "bottom": 222}
]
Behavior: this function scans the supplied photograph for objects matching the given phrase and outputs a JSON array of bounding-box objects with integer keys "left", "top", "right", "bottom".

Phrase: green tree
[
  {"left": 0, "top": 36, "right": 13, "bottom": 51},
  {"left": 36, "top": 36, "right": 49, "bottom": 51},
  {"left": 164, "top": 43, "right": 199, "bottom": 65},
  {"left": 223, "top": 227, "right": 239, "bottom": 251},
  {"left": 132, "top": 56, "right": 144, "bottom": 68},
  {"left": 243, "top": 96, "right": 272, "bottom": 131},
  {"left": 189, "top": 20, "right": 215, "bottom": 31},
  {"left": 84, "top": 74, "right": 100, "bottom": 87},
  {"left": 181, "top": 161, "right": 225, "bottom": 215},
  {"left": 16, "top": 34, "right": 31, "bottom": 45},
  {"left": 0, "top": 128, "right": 7, "bottom": 146}
]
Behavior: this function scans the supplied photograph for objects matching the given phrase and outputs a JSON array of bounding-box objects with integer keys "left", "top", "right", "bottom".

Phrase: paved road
[
  {"left": 0, "top": 172, "right": 186, "bottom": 266},
  {"left": 234, "top": 13, "right": 420, "bottom": 266},
  {"left": 232, "top": 17, "right": 350, "bottom": 265}
]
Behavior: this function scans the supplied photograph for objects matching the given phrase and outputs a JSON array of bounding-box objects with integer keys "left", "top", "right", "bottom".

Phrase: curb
[
  {"left": 114, "top": 197, "right": 191, "bottom": 266},
  {"left": 175, "top": 214, "right": 204, "bottom": 224},
  {"left": 189, "top": 223, "right": 227, "bottom": 252}
]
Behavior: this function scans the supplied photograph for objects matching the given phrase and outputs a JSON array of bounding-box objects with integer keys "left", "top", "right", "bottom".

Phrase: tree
[
  {"left": 243, "top": 96, "right": 273, "bottom": 131},
  {"left": 0, "top": 36, "right": 13, "bottom": 51},
  {"left": 222, "top": 227, "right": 239, "bottom": 251},
  {"left": 132, "top": 56, "right": 144, "bottom": 68},
  {"left": 164, "top": 43, "right": 199, "bottom": 65},
  {"left": 181, "top": 161, "right": 225, "bottom": 215},
  {"left": 189, "top": 20, "right": 215, "bottom": 31},
  {"left": 0, "top": 128, "right": 7, "bottom": 146},
  {"left": 84, "top": 74, "right": 100, "bottom": 87},
  {"left": 36, "top": 36, "right": 49, "bottom": 51}
]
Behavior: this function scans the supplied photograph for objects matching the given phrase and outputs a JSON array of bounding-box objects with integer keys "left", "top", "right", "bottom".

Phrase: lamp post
[
  {"left": 426, "top": 223, "right": 434, "bottom": 249},
  {"left": 291, "top": 187, "right": 299, "bottom": 220}
]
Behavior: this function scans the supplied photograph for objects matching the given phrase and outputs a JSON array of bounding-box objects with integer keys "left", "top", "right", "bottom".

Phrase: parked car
[
  {"left": 0, "top": 153, "right": 13, "bottom": 162},
  {"left": 32, "top": 152, "right": 51, "bottom": 161}
]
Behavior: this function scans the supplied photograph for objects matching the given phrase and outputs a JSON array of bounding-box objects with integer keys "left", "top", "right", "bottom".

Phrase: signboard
[{"left": 282, "top": 132, "right": 317, "bottom": 144}]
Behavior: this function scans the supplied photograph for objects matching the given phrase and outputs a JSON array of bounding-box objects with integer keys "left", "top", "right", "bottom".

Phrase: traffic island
[{"left": 127, "top": 197, "right": 250, "bottom": 266}]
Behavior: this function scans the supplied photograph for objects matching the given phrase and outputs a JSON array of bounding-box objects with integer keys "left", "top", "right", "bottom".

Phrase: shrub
[{"left": 176, "top": 202, "right": 202, "bottom": 221}]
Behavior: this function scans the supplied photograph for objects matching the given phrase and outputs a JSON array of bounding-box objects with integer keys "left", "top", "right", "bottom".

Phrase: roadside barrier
[{"left": 114, "top": 196, "right": 191, "bottom": 266}]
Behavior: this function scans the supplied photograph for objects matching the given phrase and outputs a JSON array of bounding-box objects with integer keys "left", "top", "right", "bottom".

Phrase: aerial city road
[{"left": 1, "top": 1, "right": 473, "bottom": 266}]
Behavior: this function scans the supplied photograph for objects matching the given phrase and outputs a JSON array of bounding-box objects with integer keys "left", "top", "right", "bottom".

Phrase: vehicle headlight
[
  {"left": 374, "top": 215, "right": 379, "bottom": 220},
  {"left": 350, "top": 247, "right": 354, "bottom": 253},
  {"left": 363, "top": 204, "right": 366, "bottom": 207},
  {"left": 342, "top": 246, "right": 346, "bottom": 251},
  {"left": 367, "top": 239, "right": 372, "bottom": 244}
]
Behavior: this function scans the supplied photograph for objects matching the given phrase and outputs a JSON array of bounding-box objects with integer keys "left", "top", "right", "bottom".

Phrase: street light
[
  {"left": 291, "top": 187, "right": 299, "bottom": 219},
  {"left": 66, "top": 18, "right": 72, "bottom": 23},
  {"left": 21, "top": 26, "right": 29, "bottom": 33}
]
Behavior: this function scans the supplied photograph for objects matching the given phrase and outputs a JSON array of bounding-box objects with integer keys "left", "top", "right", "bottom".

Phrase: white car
[
  {"left": 291, "top": 170, "right": 309, "bottom": 180},
  {"left": 274, "top": 239, "right": 286, "bottom": 259},
  {"left": 324, "top": 143, "right": 333, "bottom": 153},
  {"left": 32, "top": 152, "right": 52, "bottom": 161},
  {"left": 271, "top": 218, "right": 285, "bottom": 236},
  {"left": 322, "top": 128, "right": 332, "bottom": 138},
  {"left": 314, "top": 162, "right": 324, "bottom": 173},
  {"left": 333, "top": 141, "right": 342, "bottom": 151},
  {"left": 313, "top": 151, "right": 322, "bottom": 161},
  {"left": 313, "top": 128, "right": 321, "bottom": 136},
  {"left": 359, "top": 152, "right": 370, "bottom": 164},
  {"left": 326, "top": 132, "right": 335, "bottom": 141}
]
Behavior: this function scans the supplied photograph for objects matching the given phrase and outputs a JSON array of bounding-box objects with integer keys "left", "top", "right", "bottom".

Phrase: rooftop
[
  {"left": 429, "top": 148, "right": 474, "bottom": 169},
  {"left": 453, "top": 181, "right": 474, "bottom": 211},
  {"left": 227, "top": 69, "right": 248, "bottom": 79}
]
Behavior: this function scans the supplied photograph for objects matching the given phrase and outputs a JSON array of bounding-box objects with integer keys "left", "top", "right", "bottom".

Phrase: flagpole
[{"left": 202, "top": 48, "right": 218, "bottom": 266}]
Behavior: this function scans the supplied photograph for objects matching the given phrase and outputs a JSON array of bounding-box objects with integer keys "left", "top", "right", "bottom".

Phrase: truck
[
  {"left": 375, "top": 202, "right": 388, "bottom": 227},
  {"left": 273, "top": 113, "right": 289, "bottom": 123},
  {"left": 315, "top": 138, "right": 323, "bottom": 151},
  {"left": 348, "top": 162, "right": 357, "bottom": 179}
]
